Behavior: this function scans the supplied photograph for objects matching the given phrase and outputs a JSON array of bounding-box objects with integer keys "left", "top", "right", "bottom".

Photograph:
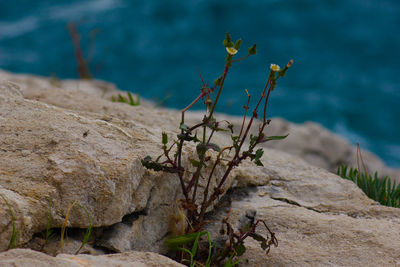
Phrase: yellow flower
[
  {"left": 270, "top": 64, "right": 280, "bottom": 72},
  {"left": 226, "top": 47, "right": 238, "bottom": 55}
]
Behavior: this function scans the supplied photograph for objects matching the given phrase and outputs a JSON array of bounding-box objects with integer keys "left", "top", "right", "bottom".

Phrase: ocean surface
[{"left": 0, "top": 0, "right": 399, "bottom": 167}]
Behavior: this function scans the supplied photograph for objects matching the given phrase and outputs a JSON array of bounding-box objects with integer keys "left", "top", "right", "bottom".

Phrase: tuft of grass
[
  {"left": 1, "top": 195, "right": 18, "bottom": 249},
  {"left": 74, "top": 203, "right": 93, "bottom": 255},
  {"left": 112, "top": 92, "right": 140, "bottom": 106},
  {"left": 337, "top": 143, "right": 400, "bottom": 208},
  {"left": 167, "top": 231, "right": 213, "bottom": 267},
  {"left": 60, "top": 200, "right": 93, "bottom": 254},
  {"left": 60, "top": 200, "right": 78, "bottom": 253},
  {"left": 337, "top": 164, "right": 400, "bottom": 208},
  {"left": 41, "top": 200, "right": 55, "bottom": 251}
]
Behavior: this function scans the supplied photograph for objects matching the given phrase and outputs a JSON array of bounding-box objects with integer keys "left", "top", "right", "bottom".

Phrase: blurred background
[{"left": 0, "top": 0, "right": 399, "bottom": 167}]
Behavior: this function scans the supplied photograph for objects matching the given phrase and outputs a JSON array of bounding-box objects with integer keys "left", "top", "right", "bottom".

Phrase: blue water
[{"left": 1, "top": 0, "right": 399, "bottom": 167}]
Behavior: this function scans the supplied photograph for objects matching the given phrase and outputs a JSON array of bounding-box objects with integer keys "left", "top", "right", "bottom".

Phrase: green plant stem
[
  {"left": 207, "top": 65, "right": 230, "bottom": 120},
  {"left": 238, "top": 93, "right": 251, "bottom": 140}
]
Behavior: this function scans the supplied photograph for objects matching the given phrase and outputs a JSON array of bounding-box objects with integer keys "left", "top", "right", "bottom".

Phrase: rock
[
  {"left": 1, "top": 69, "right": 400, "bottom": 266},
  {"left": 0, "top": 79, "right": 182, "bottom": 252},
  {"left": 0, "top": 79, "right": 230, "bottom": 253},
  {"left": 0, "top": 248, "right": 184, "bottom": 267},
  {"left": 2, "top": 69, "right": 398, "bottom": 181},
  {"left": 205, "top": 151, "right": 400, "bottom": 266},
  {"left": 24, "top": 235, "right": 104, "bottom": 256}
]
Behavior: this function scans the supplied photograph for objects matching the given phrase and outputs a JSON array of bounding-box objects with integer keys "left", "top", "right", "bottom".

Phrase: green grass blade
[
  {"left": 1, "top": 195, "right": 18, "bottom": 249},
  {"left": 128, "top": 92, "right": 134, "bottom": 105},
  {"left": 75, "top": 203, "right": 93, "bottom": 255}
]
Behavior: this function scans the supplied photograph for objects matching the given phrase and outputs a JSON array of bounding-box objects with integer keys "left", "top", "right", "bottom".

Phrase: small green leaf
[
  {"left": 162, "top": 132, "right": 168, "bottom": 145},
  {"left": 196, "top": 143, "right": 207, "bottom": 157},
  {"left": 255, "top": 149, "right": 264, "bottom": 160},
  {"left": 141, "top": 156, "right": 162, "bottom": 172},
  {"left": 254, "top": 159, "right": 263, "bottom": 166},
  {"left": 192, "top": 133, "right": 200, "bottom": 143},
  {"left": 260, "top": 240, "right": 268, "bottom": 250},
  {"left": 191, "top": 232, "right": 202, "bottom": 260},
  {"left": 249, "top": 134, "right": 258, "bottom": 146},
  {"left": 206, "top": 143, "right": 221, "bottom": 152},
  {"left": 178, "top": 133, "right": 195, "bottom": 141},
  {"left": 249, "top": 233, "right": 265, "bottom": 242},
  {"left": 118, "top": 94, "right": 126, "bottom": 103},
  {"left": 235, "top": 243, "right": 246, "bottom": 256},
  {"left": 128, "top": 92, "right": 134, "bottom": 105},
  {"left": 248, "top": 44, "right": 257, "bottom": 55},
  {"left": 234, "top": 39, "right": 242, "bottom": 50},
  {"left": 190, "top": 159, "right": 201, "bottom": 167},
  {"left": 214, "top": 77, "right": 222, "bottom": 86},
  {"left": 261, "top": 134, "right": 289, "bottom": 142},
  {"left": 166, "top": 231, "right": 208, "bottom": 250},
  {"left": 223, "top": 32, "right": 234, "bottom": 48}
]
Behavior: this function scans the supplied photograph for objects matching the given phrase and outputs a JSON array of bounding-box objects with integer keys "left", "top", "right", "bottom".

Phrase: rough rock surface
[
  {"left": 0, "top": 75, "right": 230, "bottom": 254},
  {"left": 1, "top": 69, "right": 398, "bottom": 182},
  {"left": 0, "top": 80, "right": 179, "bottom": 251},
  {"left": 0, "top": 248, "right": 184, "bottom": 267},
  {"left": 1, "top": 69, "right": 400, "bottom": 266},
  {"left": 205, "top": 150, "right": 400, "bottom": 266}
]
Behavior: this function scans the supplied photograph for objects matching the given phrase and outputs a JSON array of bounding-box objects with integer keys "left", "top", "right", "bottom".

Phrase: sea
[{"left": 0, "top": 0, "right": 399, "bottom": 167}]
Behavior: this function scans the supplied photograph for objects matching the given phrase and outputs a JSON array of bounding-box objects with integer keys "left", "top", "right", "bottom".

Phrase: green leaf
[
  {"left": 178, "top": 133, "right": 195, "bottom": 141},
  {"left": 223, "top": 32, "right": 234, "bottom": 48},
  {"left": 118, "top": 94, "right": 126, "bottom": 103},
  {"left": 190, "top": 159, "right": 201, "bottom": 167},
  {"left": 248, "top": 44, "right": 257, "bottom": 55},
  {"left": 196, "top": 143, "right": 207, "bottom": 157},
  {"left": 260, "top": 134, "right": 289, "bottom": 143},
  {"left": 162, "top": 132, "right": 168, "bottom": 145},
  {"left": 260, "top": 240, "right": 268, "bottom": 250},
  {"left": 214, "top": 77, "right": 222, "bottom": 87},
  {"left": 191, "top": 232, "right": 202, "bottom": 261},
  {"left": 249, "top": 134, "right": 258, "bottom": 146},
  {"left": 249, "top": 233, "right": 265, "bottom": 242},
  {"left": 234, "top": 39, "right": 242, "bottom": 50},
  {"left": 235, "top": 243, "right": 246, "bottom": 256},
  {"left": 128, "top": 92, "right": 134, "bottom": 105},
  {"left": 254, "top": 159, "right": 263, "bottom": 166},
  {"left": 255, "top": 149, "right": 264, "bottom": 160},
  {"left": 206, "top": 143, "right": 221, "bottom": 152},
  {"left": 141, "top": 156, "right": 162, "bottom": 172},
  {"left": 166, "top": 231, "right": 208, "bottom": 250}
]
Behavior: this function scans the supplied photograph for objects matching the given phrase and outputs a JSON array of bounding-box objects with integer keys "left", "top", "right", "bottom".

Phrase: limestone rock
[
  {"left": 1, "top": 69, "right": 400, "bottom": 266},
  {"left": 2, "top": 69, "right": 398, "bottom": 182},
  {"left": 0, "top": 80, "right": 181, "bottom": 251},
  {"left": 0, "top": 79, "right": 230, "bottom": 253},
  {"left": 0, "top": 248, "right": 184, "bottom": 267},
  {"left": 205, "top": 151, "right": 400, "bottom": 266}
]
